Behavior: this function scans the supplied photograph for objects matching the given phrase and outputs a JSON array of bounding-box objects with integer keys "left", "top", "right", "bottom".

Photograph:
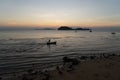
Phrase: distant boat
[
  {"left": 89, "top": 30, "right": 92, "bottom": 32},
  {"left": 111, "top": 32, "right": 116, "bottom": 34},
  {"left": 47, "top": 41, "right": 56, "bottom": 45}
]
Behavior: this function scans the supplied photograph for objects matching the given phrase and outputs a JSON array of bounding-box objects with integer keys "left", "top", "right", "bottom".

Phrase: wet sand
[{"left": 2, "top": 54, "right": 120, "bottom": 80}]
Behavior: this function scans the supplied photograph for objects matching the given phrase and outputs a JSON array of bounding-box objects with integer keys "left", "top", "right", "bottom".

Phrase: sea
[{"left": 0, "top": 29, "right": 120, "bottom": 77}]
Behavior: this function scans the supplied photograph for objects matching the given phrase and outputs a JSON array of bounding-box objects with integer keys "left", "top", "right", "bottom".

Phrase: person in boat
[
  {"left": 48, "top": 39, "right": 51, "bottom": 43},
  {"left": 47, "top": 39, "right": 56, "bottom": 44}
]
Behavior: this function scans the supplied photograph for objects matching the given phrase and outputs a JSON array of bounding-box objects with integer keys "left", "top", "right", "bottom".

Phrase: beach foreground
[{"left": 4, "top": 54, "right": 120, "bottom": 80}]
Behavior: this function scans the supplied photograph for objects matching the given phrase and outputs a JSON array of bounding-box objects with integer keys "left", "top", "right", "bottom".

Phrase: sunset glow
[{"left": 0, "top": 0, "right": 120, "bottom": 28}]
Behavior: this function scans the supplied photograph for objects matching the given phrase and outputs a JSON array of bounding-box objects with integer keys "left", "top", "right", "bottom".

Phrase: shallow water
[{"left": 0, "top": 30, "right": 120, "bottom": 76}]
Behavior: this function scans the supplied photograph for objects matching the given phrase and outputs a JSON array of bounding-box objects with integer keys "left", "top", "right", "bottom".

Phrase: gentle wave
[{"left": 0, "top": 30, "right": 120, "bottom": 76}]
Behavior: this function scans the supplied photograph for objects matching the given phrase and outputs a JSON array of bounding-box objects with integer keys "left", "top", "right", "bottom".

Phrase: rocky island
[
  {"left": 58, "top": 26, "right": 73, "bottom": 30},
  {"left": 58, "top": 26, "right": 91, "bottom": 31}
]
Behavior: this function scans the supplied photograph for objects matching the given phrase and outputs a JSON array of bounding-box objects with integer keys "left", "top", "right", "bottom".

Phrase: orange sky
[{"left": 0, "top": 0, "right": 120, "bottom": 28}]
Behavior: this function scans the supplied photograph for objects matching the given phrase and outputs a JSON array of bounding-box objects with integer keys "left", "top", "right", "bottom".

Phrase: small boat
[
  {"left": 47, "top": 41, "right": 56, "bottom": 45},
  {"left": 89, "top": 30, "right": 92, "bottom": 32},
  {"left": 111, "top": 32, "right": 116, "bottom": 34}
]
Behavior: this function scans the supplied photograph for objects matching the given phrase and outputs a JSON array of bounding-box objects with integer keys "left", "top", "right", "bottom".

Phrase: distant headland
[
  {"left": 34, "top": 26, "right": 92, "bottom": 31},
  {"left": 58, "top": 26, "right": 73, "bottom": 30},
  {"left": 58, "top": 26, "right": 92, "bottom": 31}
]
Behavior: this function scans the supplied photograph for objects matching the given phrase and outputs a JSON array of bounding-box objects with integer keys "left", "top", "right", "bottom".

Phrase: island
[
  {"left": 58, "top": 26, "right": 92, "bottom": 31},
  {"left": 58, "top": 26, "right": 73, "bottom": 30}
]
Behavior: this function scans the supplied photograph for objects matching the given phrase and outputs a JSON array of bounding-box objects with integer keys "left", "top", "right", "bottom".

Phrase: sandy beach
[{"left": 3, "top": 54, "right": 120, "bottom": 80}]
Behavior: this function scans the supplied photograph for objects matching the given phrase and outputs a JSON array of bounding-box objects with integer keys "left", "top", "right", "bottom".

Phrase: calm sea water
[{"left": 0, "top": 30, "right": 120, "bottom": 76}]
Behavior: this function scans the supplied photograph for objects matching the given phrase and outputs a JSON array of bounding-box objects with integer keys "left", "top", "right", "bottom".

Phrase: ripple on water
[{"left": 0, "top": 31, "right": 120, "bottom": 76}]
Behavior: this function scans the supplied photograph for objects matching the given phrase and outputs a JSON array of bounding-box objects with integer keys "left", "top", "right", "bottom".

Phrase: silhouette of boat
[
  {"left": 89, "top": 30, "right": 92, "bottom": 32},
  {"left": 47, "top": 41, "right": 56, "bottom": 45},
  {"left": 111, "top": 32, "right": 116, "bottom": 34}
]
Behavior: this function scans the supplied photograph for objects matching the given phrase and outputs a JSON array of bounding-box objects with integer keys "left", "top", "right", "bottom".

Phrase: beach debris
[
  {"left": 63, "top": 56, "right": 79, "bottom": 66},
  {"left": 90, "top": 56, "right": 96, "bottom": 60},
  {"left": 27, "top": 69, "right": 34, "bottom": 74},
  {"left": 111, "top": 53, "right": 116, "bottom": 56},
  {"left": 21, "top": 73, "right": 33, "bottom": 80},
  {"left": 103, "top": 53, "right": 111, "bottom": 59},
  {"left": 62, "top": 56, "right": 79, "bottom": 72},
  {"left": 56, "top": 66, "right": 63, "bottom": 75},
  {"left": 66, "top": 64, "right": 74, "bottom": 72},
  {"left": 42, "top": 70, "right": 50, "bottom": 80},
  {"left": 80, "top": 56, "right": 88, "bottom": 60}
]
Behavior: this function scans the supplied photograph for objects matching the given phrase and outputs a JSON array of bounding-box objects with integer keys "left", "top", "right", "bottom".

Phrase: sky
[{"left": 0, "top": 0, "right": 120, "bottom": 28}]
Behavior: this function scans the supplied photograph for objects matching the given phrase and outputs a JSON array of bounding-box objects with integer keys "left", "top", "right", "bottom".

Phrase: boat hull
[{"left": 47, "top": 42, "right": 56, "bottom": 45}]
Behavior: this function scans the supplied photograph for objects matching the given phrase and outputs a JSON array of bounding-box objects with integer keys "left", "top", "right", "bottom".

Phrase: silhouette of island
[
  {"left": 58, "top": 26, "right": 73, "bottom": 30},
  {"left": 58, "top": 26, "right": 91, "bottom": 31}
]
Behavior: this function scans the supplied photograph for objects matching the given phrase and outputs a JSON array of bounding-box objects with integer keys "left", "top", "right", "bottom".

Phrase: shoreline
[{"left": 1, "top": 53, "right": 120, "bottom": 80}]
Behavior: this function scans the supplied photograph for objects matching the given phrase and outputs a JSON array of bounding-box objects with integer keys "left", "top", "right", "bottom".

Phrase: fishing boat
[
  {"left": 111, "top": 32, "right": 116, "bottom": 34},
  {"left": 89, "top": 30, "right": 92, "bottom": 32},
  {"left": 47, "top": 41, "right": 56, "bottom": 45}
]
